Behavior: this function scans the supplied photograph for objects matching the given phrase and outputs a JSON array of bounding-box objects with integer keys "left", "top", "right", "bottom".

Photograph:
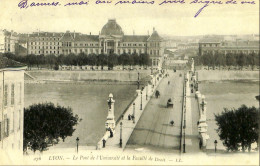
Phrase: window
[
  {"left": 4, "top": 115, "right": 9, "bottom": 137},
  {"left": 4, "top": 84, "right": 8, "bottom": 107}
]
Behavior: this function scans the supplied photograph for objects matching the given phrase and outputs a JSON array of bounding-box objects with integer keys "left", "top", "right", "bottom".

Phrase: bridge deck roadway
[{"left": 126, "top": 70, "right": 184, "bottom": 152}]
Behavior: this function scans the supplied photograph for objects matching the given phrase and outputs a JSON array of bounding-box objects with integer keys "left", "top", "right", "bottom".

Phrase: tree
[
  {"left": 226, "top": 53, "right": 236, "bottom": 67},
  {"left": 97, "top": 54, "right": 107, "bottom": 69},
  {"left": 215, "top": 53, "right": 226, "bottom": 69},
  {"left": 23, "top": 103, "right": 80, "bottom": 153},
  {"left": 107, "top": 53, "right": 118, "bottom": 69},
  {"left": 236, "top": 53, "right": 247, "bottom": 70},
  {"left": 215, "top": 105, "right": 259, "bottom": 152}
]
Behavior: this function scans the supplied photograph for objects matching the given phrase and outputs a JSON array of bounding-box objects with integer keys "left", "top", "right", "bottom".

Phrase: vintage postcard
[{"left": 0, "top": 0, "right": 259, "bottom": 165}]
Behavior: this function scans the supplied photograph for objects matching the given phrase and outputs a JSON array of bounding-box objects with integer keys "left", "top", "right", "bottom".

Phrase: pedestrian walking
[{"left": 128, "top": 114, "right": 131, "bottom": 120}]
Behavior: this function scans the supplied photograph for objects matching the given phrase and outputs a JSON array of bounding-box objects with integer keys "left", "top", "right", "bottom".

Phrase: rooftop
[
  {"left": 122, "top": 35, "right": 149, "bottom": 42},
  {"left": 101, "top": 19, "right": 124, "bottom": 36},
  {"left": 148, "top": 29, "right": 163, "bottom": 41}
]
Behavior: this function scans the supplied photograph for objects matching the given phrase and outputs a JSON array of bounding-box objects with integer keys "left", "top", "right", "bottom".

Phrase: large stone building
[
  {"left": 199, "top": 38, "right": 259, "bottom": 56},
  {"left": 26, "top": 19, "right": 165, "bottom": 68},
  {"left": 0, "top": 56, "right": 26, "bottom": 155},
  {"left": 0, "top": 30, "right": 19, "bottom": 54}
]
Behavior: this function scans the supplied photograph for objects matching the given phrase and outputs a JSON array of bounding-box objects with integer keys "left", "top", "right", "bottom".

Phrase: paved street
[{"left": 126, "top": 70, "right": 184, "bottom": 151}]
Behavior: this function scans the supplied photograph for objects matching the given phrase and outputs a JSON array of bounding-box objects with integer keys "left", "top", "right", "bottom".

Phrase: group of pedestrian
[{"left": 128, "top": 114, "right": 134, "bottom": 120}]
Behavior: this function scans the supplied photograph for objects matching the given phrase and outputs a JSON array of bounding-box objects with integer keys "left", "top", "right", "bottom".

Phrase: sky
[{"left": 0, "top": 0, "right": 259, "bottom": 36}]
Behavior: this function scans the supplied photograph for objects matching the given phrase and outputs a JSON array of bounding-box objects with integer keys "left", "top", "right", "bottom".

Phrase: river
[
  {"left": 199, "top": 79, "right": 259, "bottom": 150},
  {"left": 25, "top": 82, "right": 137, "bottom": 147}
]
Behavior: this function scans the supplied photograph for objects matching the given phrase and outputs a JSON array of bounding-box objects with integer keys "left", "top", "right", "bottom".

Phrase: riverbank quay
[
  {"left": 96, "top": 72, "right": 166, "bottom": 151},
  {"left": 197, "top": 70, "right": 259, "bottom": 81},
  {"left": 125, "top": 70, "right": 185, "bottom": 153},
  {"left": 25, "top": 70, "right": 154, "bottom": 82}
]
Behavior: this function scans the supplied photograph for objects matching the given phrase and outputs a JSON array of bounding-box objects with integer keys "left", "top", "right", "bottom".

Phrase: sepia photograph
[{"left": 0, "top": 0, "right": 259, "bottom": 165}]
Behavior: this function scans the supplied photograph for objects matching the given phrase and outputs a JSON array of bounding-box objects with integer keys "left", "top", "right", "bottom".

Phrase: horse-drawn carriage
[{"left": 167, "top": 98, "right": 173, "bottom": 108}]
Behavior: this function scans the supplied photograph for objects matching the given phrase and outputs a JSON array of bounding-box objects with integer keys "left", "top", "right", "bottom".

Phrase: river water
[
  {"left": 199, "top": 79, "right": 259, "bottom": 150},
  {"left": 24, "top": 83, "right": 137, "bottom": 147}
]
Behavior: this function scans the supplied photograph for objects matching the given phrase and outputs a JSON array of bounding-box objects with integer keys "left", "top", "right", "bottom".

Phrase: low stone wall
[
  {"left": 26, "top": 70, "right": 153, "bottom": 82},
  {"left": 197, "top": 70, "right": 259, "bottom": 81}
]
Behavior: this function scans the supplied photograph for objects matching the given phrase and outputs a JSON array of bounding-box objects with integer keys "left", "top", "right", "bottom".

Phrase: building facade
[
  {"left": 26, "top": 19, "right": 165, "bottom": 68},
  {"left": 199, "top": 38, "right": 259, "bottom": 56},
  {"left": 0, "top": 57, "right": 26, "bottom": 155},
  {"left": 0, "top": 30, "right": 19, "bottom": 54}
]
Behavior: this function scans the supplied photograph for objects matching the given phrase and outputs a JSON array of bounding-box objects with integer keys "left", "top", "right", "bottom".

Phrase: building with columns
[
  {"left": 0, "top": 56, "right": 26, "bottom": 155},
  {"left": 199, "top": 38, "right": 259, "bottom": 56},
  {"left": 25, "top": 19, "right": 165, "bottom": 69}
]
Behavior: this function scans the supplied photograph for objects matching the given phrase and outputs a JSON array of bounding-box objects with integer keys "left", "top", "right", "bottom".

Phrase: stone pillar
[
  {"left": 115, "top": 40, "right": 118, "bottom": 54},
  {"left": 104, "top": 40, "right": 107, "bottom": 54},
  {"left": 105, "top": 93, "right": 115, "bottom": 132}
]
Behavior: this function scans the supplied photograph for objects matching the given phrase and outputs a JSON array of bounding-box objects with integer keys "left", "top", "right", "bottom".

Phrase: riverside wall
[
  {"left": 25, "top": 70, "right": 153, "bottom": 82},
  {"left": 197, "top": 70, "right": 259, "bottom": 81}
]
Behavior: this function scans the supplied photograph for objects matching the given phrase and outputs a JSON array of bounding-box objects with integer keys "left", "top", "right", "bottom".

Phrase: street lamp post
[
  {"left": 151, "top": 59, "right": 153, "bottom": 75},
  {"left": 146, "top": 85, "right": 148, "bottom": 100},
  {"left": 76, "top": 137, "right": 79, "bottom": 153},
  {"left": 120, "top": 122, "right": 123, "bottom": 148},
  {"left": 183, "top": 126, "right": 186, "bottom": 153},
  {"left": 137, "top": 72, "right": 140, "bottom": 90},
  {"left": 140, "top": 90, "right": 143, "bottom": 110},
  {"left": 133, "top": 103, "right": 135, "bottom": 123},
  {"left": 214, "top": 140, "right": 218, "bottom": 153}
]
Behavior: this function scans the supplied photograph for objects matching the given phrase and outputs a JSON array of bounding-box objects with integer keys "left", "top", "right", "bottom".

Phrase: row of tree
[
  {"left": 194, "top": 52, "right": 259, "bottom": 70},
  {"left": 3, "top": 52, "right": 151, "bottom": 70}
]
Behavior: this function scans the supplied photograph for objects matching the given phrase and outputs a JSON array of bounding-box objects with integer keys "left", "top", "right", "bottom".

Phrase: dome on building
[{"left": 101, "top": 19, "right": 124, "bottom": 36}]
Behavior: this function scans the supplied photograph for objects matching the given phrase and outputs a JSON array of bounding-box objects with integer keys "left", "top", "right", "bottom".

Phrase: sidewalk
[
  {"left": 185, "top": 72, "right": 201, "bottom": 153},
  {"left": 99, "top": 73, "right": 165, "bottom": 151}
]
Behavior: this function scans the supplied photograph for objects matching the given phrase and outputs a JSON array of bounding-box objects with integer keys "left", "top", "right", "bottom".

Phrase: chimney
[
  {"left": 133, "top": 30, "right": 135, "bottom": 36},
  {"left": 90, "top": 32, "right": 91, "bottom": 35},
  {"left": 148, "top": 30, "right": 149, "bottom": 36},
  {"left": 153, "top": 27, "right": 155, "bottom": 32},
  {"left": 45, "top": 32, "right": 47, "bottom": 36}
]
